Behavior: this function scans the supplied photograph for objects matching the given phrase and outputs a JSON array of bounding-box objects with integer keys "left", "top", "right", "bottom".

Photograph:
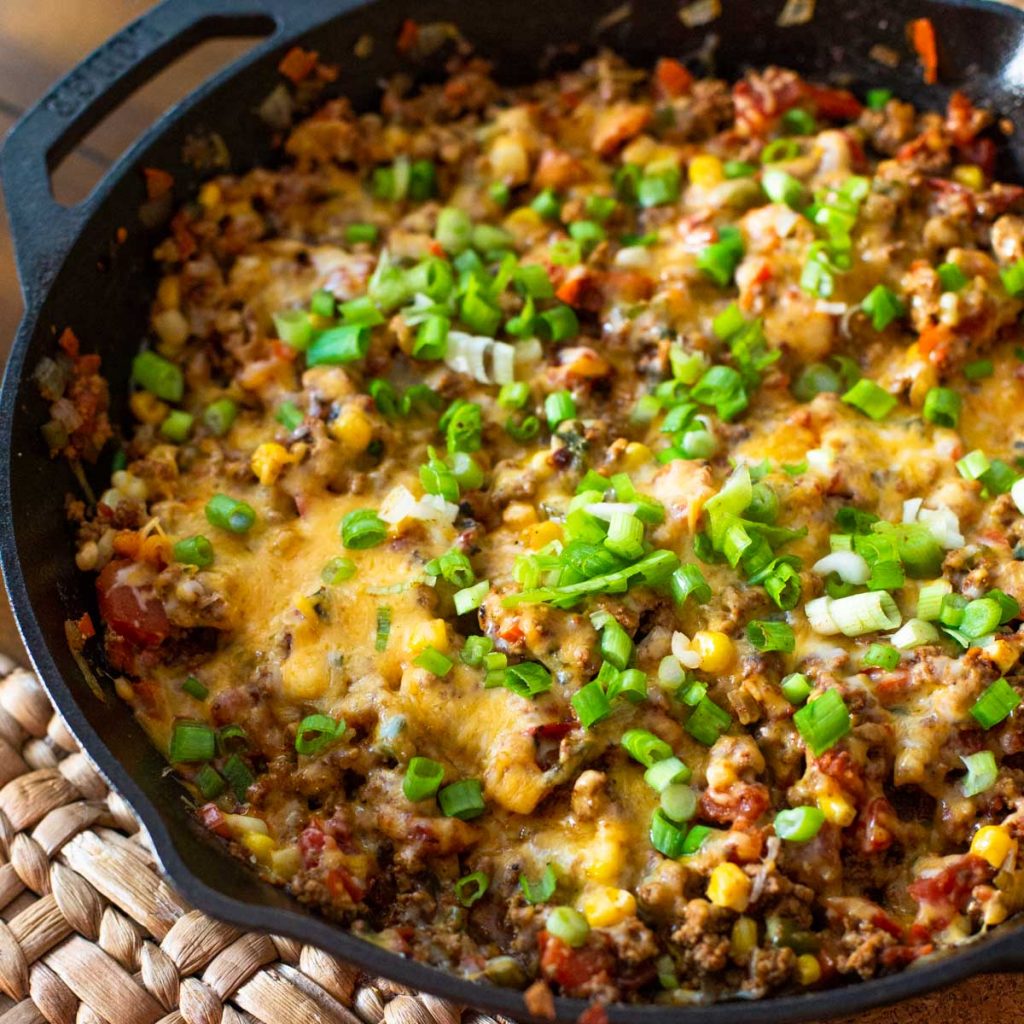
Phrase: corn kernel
[
  {"left": 689, "top": 154, "right": 724, "bottom": 188},
  {"left": 251, "top": 442, "right": 292, "bottom": 486},
  {"left": 294, "top": 595, "right": 319, "bottom": 622},
  {"left": 622, "top": 442, "right": 652, "bottom": 470},
  {"left": 242, "top": 832, "right": 276, "bottom": 865},
  {"left": 271, "top": 846, "right": 301, "bottom": 879},
  {"left": 587, "top": 821, "right": 627, "bottom": 883},
  {"left": 730, "top": 916, "right": 758, "bottom": 959},
  {"left": 525, "top": 521, "right": 563, "bottom": 549},
  {"left": 408, "top": 618, "right": 448, "bottom": 657},
  {"left": 130, "top": 391, "right": 169, "bottom": 425},
  {"left": 707, "top": 862, "right": 751, "bottom": 912},
  {"left": 797, "top": 953, "right": 822, "bottom": 985},
  {"left": 970, "top": 825, "right": 1016, "bottom": 869},
  {"left": 504, "top": 207, "right": 544, "bottom": 232},
  {"left": 908, "top": 361, "right": 939, "bottom": 409},
  {"left": 329, "top": 405, "right": 374, "bottom": 454},
  {"left": 529, "top": 450, "right": 554, "bottom": 481},
  {"left": 199, "top": 182, "right": 222, "bottom": 208},
  {"left": 581, "top": 886, "right": 637, "bottom": 928},
  {"left": 817, "top": 786, "right": 856, "bottom": 828},
  {"left": 985, "top": 637, "right": 1021, "bottom": 673},
  {"left": 692, "top": 631, "right": 735, "bottom": 674},
  {"left": 503, "top": 502, "right": 538, "bottom": 528},
  {"left": 156, "top": 275, "right": 181, "bottom": 311},
  {"left": 621, "top": 135, "right": 657, "bottom": 166},
  {"left": 952, "top": 164, "right": 984, "bottom": 191}
]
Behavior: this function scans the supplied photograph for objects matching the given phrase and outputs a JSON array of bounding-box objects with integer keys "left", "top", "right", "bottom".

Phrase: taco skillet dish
[{"left": 37, "top": 41, "right": 1024, "bottom": 1007}]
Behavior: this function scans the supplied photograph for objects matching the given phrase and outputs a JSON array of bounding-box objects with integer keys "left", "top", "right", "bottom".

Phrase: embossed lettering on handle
[{"left": 43, "top": 21, "right": 165, "bottom": 120}]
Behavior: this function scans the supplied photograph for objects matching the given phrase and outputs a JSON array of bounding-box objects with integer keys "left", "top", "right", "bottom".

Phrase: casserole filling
[{"left": 49, "top": 48, "right": 1024, "bottom": 1003}]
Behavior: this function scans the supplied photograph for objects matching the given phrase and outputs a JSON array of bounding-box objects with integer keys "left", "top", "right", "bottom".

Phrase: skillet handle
[{"left": 0, "top": 0, "right": 323, "bottom": 307}]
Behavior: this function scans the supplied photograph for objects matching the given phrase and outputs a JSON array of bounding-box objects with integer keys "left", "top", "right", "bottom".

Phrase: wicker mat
[{"left": 0, "top": 654, "right": 1011, "bottom": 1024}]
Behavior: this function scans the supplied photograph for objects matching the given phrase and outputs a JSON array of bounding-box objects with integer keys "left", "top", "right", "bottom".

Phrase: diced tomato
[
  {"left": 272, "top": 340, "right": 299, "bottom": 362},
  {"left": 198, "top": 803, "right": 231, "bottom": 838},
  {"left": 601, "top": 270, "right": 654, "bottom": 303},
  {"left": 298, "top": 826, "right": 326, "bottom": 868},
  {"left": 531, "top": 722, "right": 574, "bottom": 740},
  {"left": 75, "top": 613, "right": 96, "bottom": 640},
  {"left": 856, "top": 796, "right": 897, "bottom": 854},
  {"left": 700, "top": 782, "right": 770, "bottom": 829},
  {"left": 498, "top": 622, "right": 525, "bottom": 645},
  {"left": 909, "top": 18, "right": 939, "bottom": 85},
  {"left": 142, "top": 167, "right": 174, "bottom": 200},
  {"left": 578, "top": 1004, "right": 610, "bottom": 1024},
  {"left": 815, "top": 748, "right": 866, "bottom": 798},
  {"left": 326, "top": 865, "right": 365, "bottom": 902},
  {"left": 654, "top": 57, "right": 693, "bottom": 98},
  {"left": 96, "top": 560, "right": 171, "bottom": 648},
  {"left": 908, "top": 854, "right": 991, "bottom": 931},
  {"left": 538, "top": 933, "right": 614, "bottom": 994},
  {"left": 803, "top": 83, "right": 863, "bottom": 121},
  {"left": 396, "top": 18, "right": 419, "bottom": 55},
  {"left": 277, "top": 46, "right": 318, "bottom": 84},
  {"left": 917, "top": 323, "right": 952, "bottom": 363}
]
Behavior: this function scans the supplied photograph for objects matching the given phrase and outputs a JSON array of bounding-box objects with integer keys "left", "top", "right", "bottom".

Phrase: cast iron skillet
[{"left": 3, "top": 0, "right": 1024, "bottom": 1019}]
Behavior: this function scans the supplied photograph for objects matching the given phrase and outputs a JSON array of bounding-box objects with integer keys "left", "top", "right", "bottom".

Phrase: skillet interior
[{"left": 4, "top": 0, "right": 1024, "bottom": 1020}]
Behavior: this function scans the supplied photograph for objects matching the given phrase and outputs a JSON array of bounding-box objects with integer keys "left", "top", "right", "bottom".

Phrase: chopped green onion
[
  {"left": 572, "top": 681, "right": 612, "bottom": 728},
  {"left": 546, "top": 906, "right": 590, "bottom": 947},
  {"left": 691, "top": 365, "right": 748, "bottom": 421},
  {"left": 940, "top": 593, "right": 968, "bottom": 628},
  {"left": 685, "top": 697, "right": 732, "bottom": 745},
  {"left": 696, "top": 225, "right": 745, "bottom": 287},
  {"left": 454, "top": 580, "right": 489, "bottom": 615},
  {"left": 780, "top": 672, "right": 811, "bottom": 705},
  {"left": 460, "top": 289, "right": 501, "bottom": 336},
  {"left": 132, "top": 351, "right": 184, "bottom": 401},
  {"left": 649, "top": 808, "right": 688, "bottom": 857},
  {"left": 980, "top": 459, "right": 1017, "bottom": 496},
  {"left": 340, "top": 509, "right": 387, "bottom": 549},
  {"left": 960, "top": 597, "right": 1003, "bottom": 639},
  {"left": 1001, "top": 259, "right": 1024, "bottom": 297},
  {"left": 842, "top": 378, "right": 896, "bottom": 420},
  {"left": 961, "top": 750, "right": 998, "bottom": 797},
  {"left": 937, "top": 262, "right": 968, "bottom": 292},
  {"left": 670, "top": 564, "right": 711, "bottom": 605},
  {"left": 205, "top": 494, "right": 256, "bottom": 534},
  {"left": 158, "top": 410, "right": 192, "bottom": 442},
  {"left": 724, "top": 159, "right": 757, "bottom": 178},
  {"left": 408, "top": 159, "right": 437, "bottom": 201},
  {"left": 761, "top": 139, "right": 801, "bottom": 163},
  {"left": 195, "top": 765, "right": 225, "bottom": 800},
  {"left": 203, "top": 398, "right": 238, "bottom": 437},
  {"left": 866, "top": 87, "right": 893, "bottom": 110},
  {"left": 681, "top": 824, "right": 714, "bottom": 855},
  {"left": 413, "top": 315, "right": 449, "bottom": 360},
  {"left": 438, "top": 779, "right": 485, "bottom": 820},
  {"left": 498, "top": 382, "right": 530, "bottom": 410},
  {"left": 488, "top": 182, "right": 511, "bottom": 208},
  {"left": 549, "top": 239, "right": 581, "bottom": 266},
  {"left": 782, "top": 108, "right": 816, "bottom": 135},
  {"left": 644, "top": 756, "right": 691, "bottom": 791},
  {"left": 863, "top": 643, "right": 900, "bottom": 669},
  {"left": 222, "top": 754, "right": 254, "bottom": 801},
  {"left": 793, "top": 689, "right": 851, "bottom": 755},
  {"left": 505, "top": 415, "right": 540, "bottom": 442},
  {"left": 173, "top": 535, "right": 214, "bottom": 568},
  {"left": 307, "top": 325, "right": 371, "bottom": 366},
  {"left": 861, "top": 284, "right": 904, "bottom": 331},
  {"left": 988, "top": 588, "right": 1020, "bottom": 624},
  {"left": 792, "top": 362, "right": 842, "bottom": 402},
  {"left": 321, "top": 556, "right": 356, "bottom": 585},
  {"left": 504, "top": 661, "right": 552, "bottom": 698},
  {"left": 375, "top": 606, "right": 392, "bottom": 651},
  {"left": 964, "top": 358, "right": 994, "bottom": 381},
  {"left": 536, "top": 305, "right": 579, "bottom": 342},
  {"left": 828, "top": 590, "right": 901, "bottom": 636},
  {"left": 660, "top": 783, "right": 697, "bottom": 823},
  {"left": 867, "top": 559, "right": 905, "bottom": 592},
  {"left": 637, "top": 166, "right": 681, "bottom": 208},
  {"left": 455, "top": 871, "right": 489, "bottom": 907},
  {"left": 514, "top": 264, "right": 554, "bottom": 299},
  {"left": 420, "top": 447, "right": 460, "bottom": 502},
  {"left": 429, "top": 548, "right": 475, "bottom": 588},
  {"left": 923, "top": 386, "right": 961, "bottom": 427},
  {"left": 276, "top": 401, "right": 304, "bottom": 432},
  {"left": 271, "top": 310, "right": 314, "bottom": 350},
  {"left": 568, "top": 219, "right": 606, "bottom": 253},
  {"left": 531, "top": 189, "right": 562, "bottom": 220},
  {"left": 345, "top": 222, "right": 379, "bottom": 245},
  {"left": 971, "top": 678, "right": 1021, "bottom": 728},
  {"left": 621, "top": 729, "right": 672, "bottom": 768},
  {"left": 436, "top": 207, "right": 473, "bottom": 254},
  {"left": 461, "top": 635, "right": 494, "bottom": 667},
  {"left": 169, "top": 721, "right": 215, "bottom": 763},
  {"left": 414, "top": 646, "right": 454, "bottom": 677},
  {"left": 403, "top": 756, "right": 445, "bottom": 801},
  {"left": 890, "top": 617, "right": 939, "bottom": 650},
  {"left": 761, "top": 168, "right": 805, "bottom": 208},
  {"left": 604, "top": 511, "right": 645, "bottom": 560},
  {"left": 598, "top": 617, "right": 633, "bottom": 670},
  {"left": 520, "top": 864, "right": 557, "bottom": 903},
  {"left": 181, "top": 676, "right": 208, "bottom": 700},
  {"left": 545, "top": 390, "right": 576, "bottom": 429},
  {"left": 956, "top": 449, "right": 991, "bottom": 481},
  {"left": 443, "top": 399, "right": 483, "bottom": 453},
  {"left": 916, "top": 582, "right": 950, "bottom": 621},
  {"left": 774, "top": 806, "right": 825, "bottom": 842},
  {"left": 310, "top": 289, "right": 336, "bottom": 318},
  {"left": 746, "top": 620, "right": 795, "bottom": 652},
  {"left": 295, "top": 715, "right": 345, "bottom": 756}
]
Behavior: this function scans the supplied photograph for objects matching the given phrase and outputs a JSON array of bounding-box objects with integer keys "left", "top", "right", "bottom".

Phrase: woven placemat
[{"left": 0, "top": 654, "right": 504, "bottom": 1024}]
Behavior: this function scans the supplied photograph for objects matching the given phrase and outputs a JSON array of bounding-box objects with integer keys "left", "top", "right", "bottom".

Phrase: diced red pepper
[
  {"left": 909, "top": 18, "right": 939, "bottom": 85},
  {"left": 654, "top": 58, "right": 693, "bottom": 98}
]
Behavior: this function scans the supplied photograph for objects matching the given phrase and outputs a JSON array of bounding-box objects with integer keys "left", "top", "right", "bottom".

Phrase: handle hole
[{"left": 50, "top": 33, "right": 272, "bottom": 207}]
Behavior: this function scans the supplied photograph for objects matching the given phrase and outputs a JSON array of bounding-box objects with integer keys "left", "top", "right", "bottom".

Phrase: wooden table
[{"left": 0, "top": 3, "right": 1020, "bottom": 1020}]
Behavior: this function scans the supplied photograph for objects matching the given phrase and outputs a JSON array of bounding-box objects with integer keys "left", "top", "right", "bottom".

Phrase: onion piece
[
  {"left": 829, "top": 591, "right": 901, "bottom": 637},
  {"left": 492, "top": 342, "right": 516, "bottom": 385},
  {"left": 902, "top": 497, "right": 924, "bottom": 523},
  {"left": 917, "top": 505, "right": 964, "bottom": 549},
  {"left": 890, "top": 618, "right": 939, "bottom": 650},
  {"left": 671, "top": 631, "right": 701, "bottom": 669},
  {"left": 584, "top": 501, "right": 638, "bottom": 522},
  {"left": 1012, "top": 478, "right": 1024, "bottom": 516},
  {"left": 811, "top": 551, "right": 870, "bottom": 585},
  {"left": 805, "top": 596, "right": 840, "bottom": 635}
]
